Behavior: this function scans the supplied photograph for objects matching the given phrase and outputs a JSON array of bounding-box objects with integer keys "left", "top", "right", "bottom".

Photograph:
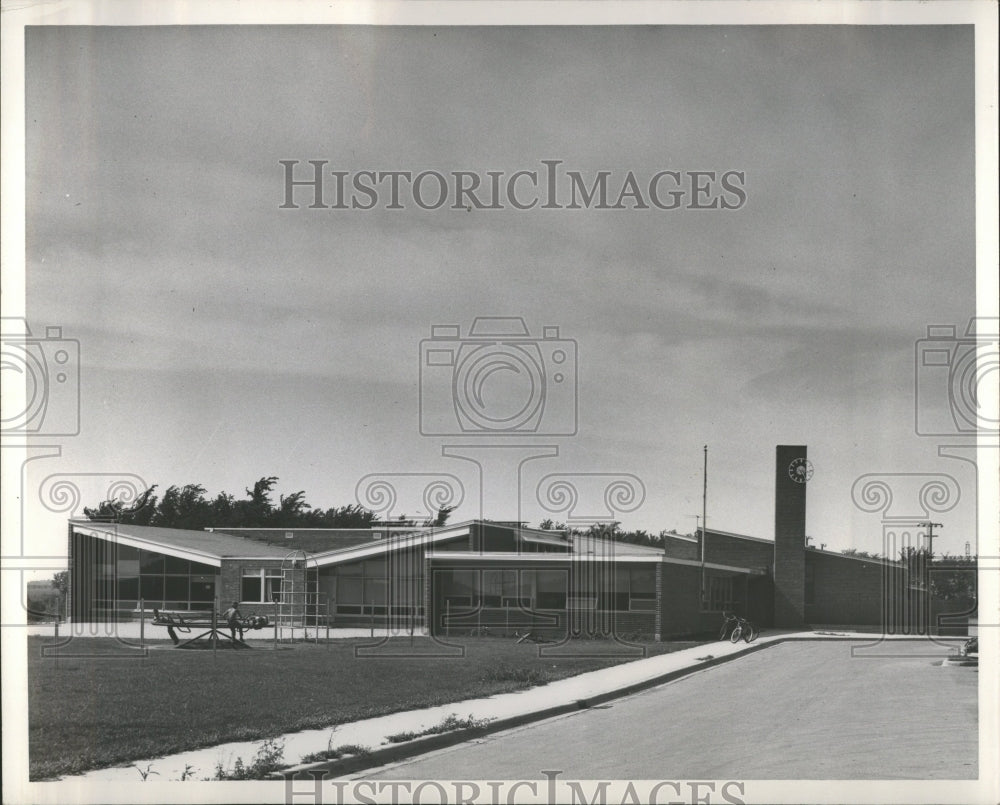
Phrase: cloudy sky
[{"left": 19, "top": 23, "right": 983, "bottom": 555}]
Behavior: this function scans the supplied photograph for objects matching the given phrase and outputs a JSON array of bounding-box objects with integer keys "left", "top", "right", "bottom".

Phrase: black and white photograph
[{"left": 1, "top": 2, "right": 997, "bottom": 804}]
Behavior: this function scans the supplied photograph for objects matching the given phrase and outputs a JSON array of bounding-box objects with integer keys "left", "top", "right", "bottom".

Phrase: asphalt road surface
[{"left": 360, "top": 639, "right": 977, "bottom": 780}]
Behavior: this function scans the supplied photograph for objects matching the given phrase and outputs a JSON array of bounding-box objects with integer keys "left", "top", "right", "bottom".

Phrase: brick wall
[
  {"left": 774, "top": 445, "right": 807, "bottom": 627},
  {"left": 662, "top": 536, "right": 699, "bottom": 562},
  {"left": 663, "top": 531, "right": 773, "bottom": 571},
  {"left": 704, "top": 533, "right": 772, "bottom": 571},
  {"left": 659, "top": 563, "right": 721, "bottom": 638},
  {"left": 804, "top": 551, "right": 886, "bottom": 625}
]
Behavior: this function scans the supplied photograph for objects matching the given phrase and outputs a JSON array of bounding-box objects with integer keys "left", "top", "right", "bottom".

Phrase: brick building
[{"left": 65, "top": 446, "right": 976, "bottom": 638}]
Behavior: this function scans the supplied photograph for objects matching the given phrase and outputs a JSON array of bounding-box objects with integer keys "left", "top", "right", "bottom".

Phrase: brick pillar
[
  {"left": 653, "top": 562, "right": 663, "bottom": 641},
  {"left": 423, "top": 556, "right": 432, "bottom": 635},
  {"left": 66, "top": 522, "right": 74, "bottom": 622},
  {"left": 774, "top": 445, "right": 808, "bottom": 627}
]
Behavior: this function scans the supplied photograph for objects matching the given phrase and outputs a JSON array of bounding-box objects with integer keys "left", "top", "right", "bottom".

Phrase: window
[
  {"left": 190, "top": 576, "right": 215, "bottom": 608},
  {"left": 139, "top": 550, "right": 165, "bottom": 574},
  {"left": 337, "top": 577, "right": 364, "bottom": 613},
  {"left": 164, "top": 576, "right": 189, "bottom": 602},
  {"left": 140, "top": 575, "right": 164, "bottom": 601},
  {"left": 241, "top": 568, "right": 284, "bottom": 603},
  {"left": 117, "top": 576, "right": 139, "bottom": 601},
  {"left": 442, "top": 569, "right": 477, "bottom": 606},
  {"left": 481, "top": 570, "right": 517, "bottom": 607},
  {"left": 629, "top": 567, "right": 657, "bottom": 611},
  {"left": 117, "top": 545, "right": 140, "bottom": 575},
  {"left": 535, "top": 569, "right": 567, "bottom": 610},
  {"left": 241, "top": 570, "right": 261, "bottom": 603},
  {"left": 705, "top": 575, "right": 735, "bottom": 612}
]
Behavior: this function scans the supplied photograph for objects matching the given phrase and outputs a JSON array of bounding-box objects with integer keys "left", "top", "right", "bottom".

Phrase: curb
[{"left": 275, "top": 636, "right": 782, "bottom": 780}]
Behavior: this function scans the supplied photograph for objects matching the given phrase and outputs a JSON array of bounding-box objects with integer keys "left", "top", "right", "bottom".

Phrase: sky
[{"left": 14, "top": 23, "right": 987, "bottom": 558}]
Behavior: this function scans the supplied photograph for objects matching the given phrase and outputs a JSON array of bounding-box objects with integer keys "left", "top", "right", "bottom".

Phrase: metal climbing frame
[{"left": 274, "top": 549, "right": 329, "bottom": 642}]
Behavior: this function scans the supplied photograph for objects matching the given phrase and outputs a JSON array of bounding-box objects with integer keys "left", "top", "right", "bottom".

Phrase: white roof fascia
[
  {"left": 71, "top": 524, "right": 223, "bottom": 567},
  {"left": 425, "top": 551, "right": 662, "bottom": 564},
  {"left": 311, "top": 525, "right": 471, "bottom": 567},
  {"left": 664, "top": 556, "right": 768, "bottom": 574}
]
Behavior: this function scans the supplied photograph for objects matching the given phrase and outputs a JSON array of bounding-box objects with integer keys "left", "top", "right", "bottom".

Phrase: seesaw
[{"left": 152, "top": 609, "right": 270, "bottom": 649}]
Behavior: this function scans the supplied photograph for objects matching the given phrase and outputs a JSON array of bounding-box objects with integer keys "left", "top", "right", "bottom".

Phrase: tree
[
  {"left": 425, "top": 505, "right": 455, "bottom": 528},
  {"left": 841, "top": 548, "right": 883, "bottom": 559},
  {"left": 52, "top": 570, "right": 69, "bottom": 597},
  {"left": 84, "top": 485, "right": 158, "bottom": 525},
  {"left": 277, "top": 490, "right": 311, "bottom": 522},
  {"left": 244, "top": 476, "right": 279, "bottom": 524},
  {"left": 152, "top": 484, "right": 211, "bottom": 529}
]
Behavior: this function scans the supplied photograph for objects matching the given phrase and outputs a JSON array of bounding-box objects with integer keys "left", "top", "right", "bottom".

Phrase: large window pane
[
  {"left": 165, "top": 576, "right": 189, "bottom": 601},
  {"left": 140, "top": 575, "right": 163, "bottom": 602},
  {"left": 191, "top": 576, "right": 215, "bottom": 603},
  {"left": 482, "top": 570, "right": 504, "bottom": 607},
  {"left": 139, "top": 550, "right": 165, "bottom": 574},
  {"left": 117, "top": 576, "right": 139, "bottom": 600},
  {"left": 338, "top": 577, "right": 363, "bottom": 605},
  {"left": 164, "top": 556, "right": 190, "bottom": 574},
  {"left": 241, "top": 576, "right": 262, "bottom": 603},
  {"left": 365, "top": 578, "right": 387, "bottom": 605},
  {"left": 392, "top": 577, "right": 420, "bottom": 604},
  {"left": 536, "top": 569, "right": 567, "bottom": 609},
  {"left": 630, "top": 567, "right": 656, "bottom": 594}
]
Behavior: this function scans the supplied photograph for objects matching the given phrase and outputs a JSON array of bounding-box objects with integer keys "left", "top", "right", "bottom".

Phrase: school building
[{"left": 65, "top": 446, "right": 977, "bottom": 638}]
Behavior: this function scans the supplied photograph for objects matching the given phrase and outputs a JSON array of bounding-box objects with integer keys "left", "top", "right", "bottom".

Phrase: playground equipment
[
  {"left": 273, "top": 550, "right": 330, "bottom": 643},
  {"left": 151, "top": 608, "right": 269, "bottom": 649}
]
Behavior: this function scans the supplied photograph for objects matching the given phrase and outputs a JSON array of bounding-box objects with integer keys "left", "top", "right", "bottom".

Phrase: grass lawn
[{"left": 28, "top": 635, "right": 704, "bottom": 780}]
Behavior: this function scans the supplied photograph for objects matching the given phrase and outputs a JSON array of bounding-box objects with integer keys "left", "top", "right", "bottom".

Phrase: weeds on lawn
[
  {"left": 178, "top": 764, "right": 197, "bottom": 781},
  {"left": 213, "top": 738, "right": 286, "bottom": 780},
  {"left": 299, "top": 744, "right": 372, "bottom": 764},
  {"left": 132, "top": 763, "right": 158, "bottom": 781},
  {"left": 479, "top": 664, "right": 549, "bottom": 687},
  {"left": 385, "top": 712, "right": 497, "bottom": 744}
]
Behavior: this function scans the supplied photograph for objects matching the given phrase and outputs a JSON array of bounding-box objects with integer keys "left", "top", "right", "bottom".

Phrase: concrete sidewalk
[
  {"left": 50, "top": 629, "right": 940, "bottom": 783},
  {"left": 25, "top": 621, "right": 395, "bottom": 640}
]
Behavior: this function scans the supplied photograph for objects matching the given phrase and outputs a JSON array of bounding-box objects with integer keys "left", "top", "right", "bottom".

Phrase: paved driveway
[{"left": 360, "top": 640, "right": 977, "bottom": 780}]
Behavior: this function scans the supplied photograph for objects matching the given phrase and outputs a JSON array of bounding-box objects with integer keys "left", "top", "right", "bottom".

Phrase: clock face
[{"left": 788, "top": 458, "right": 813, "bottom": 484}]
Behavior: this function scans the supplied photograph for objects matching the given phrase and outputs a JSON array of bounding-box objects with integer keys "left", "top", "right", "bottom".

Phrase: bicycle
[
  {"left": 719, "top": 612, "right": 758, "bottom": 644},
  {"left": 719, "top": 612, "right": 739, "bottom": 641}
]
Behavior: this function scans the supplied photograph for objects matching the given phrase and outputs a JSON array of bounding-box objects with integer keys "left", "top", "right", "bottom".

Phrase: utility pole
[
  {"left": 701, "top": 445, "right": 708, "bottom": 607},
  {"left": 919, "top": 522, "right": 943, "bottom": 556}
]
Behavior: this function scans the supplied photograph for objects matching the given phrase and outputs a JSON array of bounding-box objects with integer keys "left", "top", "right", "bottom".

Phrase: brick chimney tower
[{"left": 774, "top": 445, "right": 809, "bottom": 627}]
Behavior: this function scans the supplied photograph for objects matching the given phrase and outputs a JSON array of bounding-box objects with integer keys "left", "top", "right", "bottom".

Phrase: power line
[{"left": 918, "top": 521, "right": 943, "bottom": 555}]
